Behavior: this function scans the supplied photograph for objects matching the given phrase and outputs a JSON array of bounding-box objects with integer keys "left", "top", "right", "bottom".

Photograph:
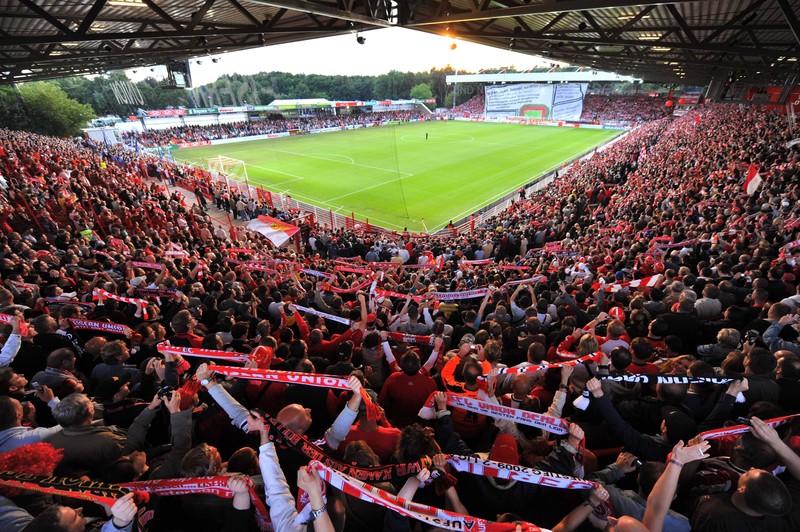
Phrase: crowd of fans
[
  {"left": 450, "top": 94, "right": 485, "bottom": 118},
  {"left": 124, "top": 111, "right": 426, "bottom": 148},
  {"left": 450, "top": 93, "right": 671, "bottom": 125},
  {"left": 579, "top": 95, "right": 673, "bottom": 125},
  {"left": 0, "top": 99, "right": 797, "bottom": 532}
]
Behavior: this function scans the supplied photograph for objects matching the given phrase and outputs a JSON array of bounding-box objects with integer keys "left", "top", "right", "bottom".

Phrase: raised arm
[
  {"left": 249, "top": 414, "right": 302, "bottom": 532},
  {"left": 643, "top": 440, "right": 710, "bottom": 532},
  {"left": 750, "top": 416, "right": 800, "bottom": 480},
  {"left": 476, "top": 290, "right": 492, "bottom": 328},
  {"left": 0, "top": 316, "right": 22, "bottom": 367},
  {"left": 323, "top": 375, "right": 361, "bottom": 450},
  {"left": 197, "top": 363, "right": 250, "bottom": 431},
  {"left": 552, "top": 487, "right": 610, "bottom": 532},
  {"left": 422, "top": 336, "right": 444, "bottom": 374}
]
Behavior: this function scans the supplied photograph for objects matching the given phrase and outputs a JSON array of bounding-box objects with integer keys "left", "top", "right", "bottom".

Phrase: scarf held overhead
[
  {"left": 312, "top": 461, "right": 545, "bottom": 532},
  {"left": 208, "top": 365, "right": 380, "bottom": 420},
  {"left": 418, "top": 392, "right": 569, "bottom": 435},
  {"left": 0, "top": 472, "right": 271, "bottom": 531}
]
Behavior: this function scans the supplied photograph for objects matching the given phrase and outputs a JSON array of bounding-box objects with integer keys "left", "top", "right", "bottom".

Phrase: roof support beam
[
  {"left": 246, "top": 0, "right": 394, "bottom": 27},
  {"left": 143, "top": 0, "right": 183, "bottom": 31},
  {"left": 473, "top": 31, "right": 789, "bottom": 58},
  {"left": 666, "top": 4, "right": 698, "bottom": 44},
  {"left": 18, "top": 0, "right": 74, "bottom": 34},
  {"left": 777, "top": 0, "right": 800, "bottom": 48},
  {"left": 76, "top": 0, "right": 108, "bottom": 35},
  {"left": 537, "top": 12, "right": 566, "bottom": 35},
  {"left": 226, "top": 0, "right": 263, "bottom": 28},
  {"left": 580, "top": 11, "right": 607, "bottom": 39},
  {"left": 406, "top": 0, "right": 697, "bottom": 26},
  {"left": 186, "top": 0, "right": 217, "bottom": 32},
  {"left": 0, "top": 26, "right": 347, "bottom": 46},
  {"left": 610, "top": 6, "right": 654, "bottom": 38},
  {"left": 701, "top": 0, "right": 767, "bottom": 44}
]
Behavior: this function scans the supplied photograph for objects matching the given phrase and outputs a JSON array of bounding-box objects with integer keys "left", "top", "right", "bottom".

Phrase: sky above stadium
[{"left": 127, "top": 27, "right": 555, "bottom": 87}]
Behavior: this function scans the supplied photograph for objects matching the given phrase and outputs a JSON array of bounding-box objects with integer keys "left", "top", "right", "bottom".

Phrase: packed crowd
[
  {"left": 579, "top": 95, "right": 672, "bottom": 125},
  {"left": 124, "top": 111, "right": 426, "bottom": 148},
  {"left": 448, "top": 93, "right": 670, "bottom": 125},
  {"left": 0, "top": 100, "right": 797, "bottom": 532},
  {"left": 450, "top": 94, "right": 485, "bottom": 118}
]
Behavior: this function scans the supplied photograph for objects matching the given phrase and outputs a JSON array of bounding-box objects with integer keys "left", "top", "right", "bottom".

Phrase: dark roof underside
[{"left": 1, "top": 0, "right": 798, "bottom": 86}]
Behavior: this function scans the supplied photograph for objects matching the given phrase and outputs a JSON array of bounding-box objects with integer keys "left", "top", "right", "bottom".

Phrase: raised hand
[
  {"left": 749, "top": 416, "right": 782, "bottom": 448},
  {"left": 195, "top": 362, "right": 214, "bottom": 381},
  {"left": 726, "top": 378, "right": 749, "bottom": 397},
  {"left": 246, "top": 412, "right": 266, "bottom": 434},
  {"left": 567, "top": 423, "right": 585, "bottom": 449},
  {"left": 586, "top": 377, "right": 603, "bottom": 398},
  {"left": 297, "top": 466, "right": 323, "bottom": 498},
  {"left": 33, "top": 384, "right": 54, "bottom": 404},
  {"left": 615, "top": 452, "right": 638, "bottom": 473},
  {"left": 434, "top": 391, "right": 448, "bottom": 411},
  {"left": 227, "top": 474, "right": 250, "bottom": 494},
  {"left": 110, "top": 493, "right": 137, "bottom": 528},
  {"left": 347, "top": 375, "right": 362, "bottom": 395},
  {"left": 671, "top": 439, "right": 711, "bottom": 465},
  {"left": 163, "top": 390, "right": 182, "bottom": 413}
]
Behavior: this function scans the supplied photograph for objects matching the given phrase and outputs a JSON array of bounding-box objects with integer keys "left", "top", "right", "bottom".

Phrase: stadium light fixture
[
  {"left": 212, "top": 58, "right": 219, "bottom": 63},
  {"left": 356, "top": 34, "right": 366, "bottom": 45}
]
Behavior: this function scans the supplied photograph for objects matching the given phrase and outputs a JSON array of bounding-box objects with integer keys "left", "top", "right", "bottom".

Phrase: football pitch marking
[
  {"left": 314, "top": 153, "right": 355, "bottom": 164},
  {"left": 399, "top": 132, "right": 476, "bottom": 143},
  {"left": 181, "top": 123, "right": 622, "bottom": 232},
  {"left": 426, "top": 150, "right": 598, "bottom": 233},
  {"left": 216, "top": 144, "right": 412, "bottom": 177},
  {"left": 326, "top": 174, "right": 412, "bottom": 202}
]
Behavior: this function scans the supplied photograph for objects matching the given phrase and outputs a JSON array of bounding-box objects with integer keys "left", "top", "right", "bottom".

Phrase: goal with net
[{"left": 207, "top": 155, "right": 254, "bottom": 199}]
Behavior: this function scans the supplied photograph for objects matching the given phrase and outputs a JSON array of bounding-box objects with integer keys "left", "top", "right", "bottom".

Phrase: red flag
[
  {"left": 743, "top": 163, "right": 762, "bottom": 195},
  {"left": 246, "top": 216, "right": 299, "bottom": 247}
]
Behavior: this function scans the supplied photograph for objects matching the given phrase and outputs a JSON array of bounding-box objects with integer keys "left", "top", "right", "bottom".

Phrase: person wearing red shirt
[
  {"left": 342, "top": 392, "right": 401, "bottom": 464},
  {"left": 378, "top": 351, "right": 437, "bottom": 428},
  {"left": 441, "top": 336, "right": 491, "bottom": 391},
  {"left": 168, "top": 309, "right": 204, "bottom": 348},
  {"left": 380, "top": 334, "right": 444, "bottom": 377},
  {"left": 290, "top": 297, "right": 366, "bottom": 362},
  {"left": 447, "top": 358, "right": 490, "bottom": 445},
  {"left": 627, "top": 337, "right": 659, "bottom": 375}
]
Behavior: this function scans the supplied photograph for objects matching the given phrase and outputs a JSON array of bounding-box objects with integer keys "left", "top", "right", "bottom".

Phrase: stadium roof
[{"left": 1, "top": 0, "right": 799, "bottom": 87}]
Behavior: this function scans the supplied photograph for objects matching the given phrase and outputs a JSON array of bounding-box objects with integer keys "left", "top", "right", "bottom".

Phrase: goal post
[{"left": 207, "top": 155, "right": 253, "bottom": 199}]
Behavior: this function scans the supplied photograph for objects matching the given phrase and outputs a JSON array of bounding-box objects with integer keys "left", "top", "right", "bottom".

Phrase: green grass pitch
[{"left": 175, "top": 121, "right": 621, "bottom": 232}]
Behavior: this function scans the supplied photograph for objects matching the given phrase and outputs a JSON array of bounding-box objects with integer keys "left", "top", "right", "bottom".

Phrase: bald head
[
  {"left": 276, "top": 404, "right": 312, "bottom": 435},
  {"left": 84, "top": 336, "right": 108, "bottom": 357},
  {"left": 511, "top": 373, "right": 533, "bottom": 397}
]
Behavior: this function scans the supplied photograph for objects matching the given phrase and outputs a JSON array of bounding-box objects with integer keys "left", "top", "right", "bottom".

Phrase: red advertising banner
[
  {"left": 146, "top": 109, "right": 186, "bottom": 117},
  {"left": 175, "top": 141, "right": 212, "bottom": 149}
]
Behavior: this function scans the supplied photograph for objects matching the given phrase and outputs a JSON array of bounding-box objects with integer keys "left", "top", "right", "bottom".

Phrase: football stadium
[
  {"left": 1, "top": 1, "right": 800, "bottom": 532},
  {"left": 175, "top": 121, "right": 622, "bottom": 232}
]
